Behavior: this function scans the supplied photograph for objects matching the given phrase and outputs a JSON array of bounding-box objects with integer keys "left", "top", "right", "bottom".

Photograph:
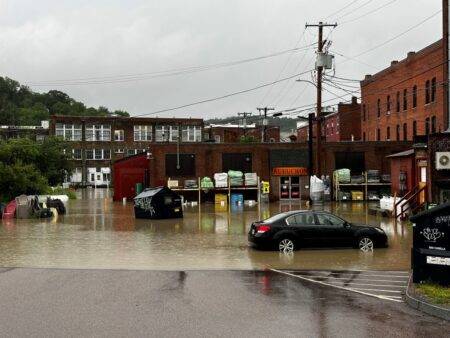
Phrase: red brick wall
[
  {"left": 390, "top": 156, "right": 415, "bottom": 196},
  {"left": 207, "top": 126, "right": 280, "bottom": 143},
  {"left": 361, "top": 40, "right": 445, "bottom": 142}
]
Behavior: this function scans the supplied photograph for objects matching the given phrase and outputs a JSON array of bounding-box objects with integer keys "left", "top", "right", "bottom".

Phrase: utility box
[
  {"left": 316, "top": 52, "right": 334, "bottom": 70},
  {"left": 410, "top": 203, "right": 450, "bottom": 286}
]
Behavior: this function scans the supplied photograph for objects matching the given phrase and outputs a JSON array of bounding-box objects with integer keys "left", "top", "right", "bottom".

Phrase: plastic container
[
  {"left": 230, "top": 194, "right": 244, "bottom": 205},
  {"left": 215, "top": 194, "right": 228, "bottom": 205},
  {"left": 351, "top": 191, "right": 364, "bottom": 201}
]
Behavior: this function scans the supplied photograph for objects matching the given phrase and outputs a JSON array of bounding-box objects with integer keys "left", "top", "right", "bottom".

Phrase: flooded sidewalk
[{"left": 0, "top": 189, "right": 412, "bottom": 271}]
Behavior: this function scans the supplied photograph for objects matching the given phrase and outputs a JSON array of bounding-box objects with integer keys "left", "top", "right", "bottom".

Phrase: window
[
  {"left": 431, "top": 77, "right": 437, "bottom": 102},
  {"left": 55, "top": 123, "right": 82, "bottom": 141},
  {"left": 316, "top": 213, "right": 346, "bottom": 226},
  {"left": 403, "top": 123, "right": 408, "bottom": 141},
  {"left": 73, "top": 149, "right": 82, "bottom": 160},
  {"left": 222, "top": 153, "right": 252, "bottom": 172},
  {"left": 413, "top": 121, "right": 417, "bottom": 138},
  {"left": 114, "top": 130, "right": 124, "bottom": 141},
  {"left": 413, "top": 85, "right": 417, "bottom": 108},
  {"left": 425, "top": 80, "right": 430, "bottom": 104},
  {"left": 362, "top": 105, "right": 366, "bottom": 121},
  {"left": 214, "top": 134, "right": 221, "bottom": 143},
  {"left": 134, "top": 125, "right": 152, "bottom": 141},
  {"left": 182, "top": 125, "right": 202, "bottom": 142},
  {"left": 377, "top": 128, "right": 380, "bottom": 141},
  {"left": 425, "top": 118, "right": 430, "bottom": 135},
  {"left": 396, "top": 91, "right": 400, "bottom": 112},
  {"left": 127, "top": 149, "right": 136, "bottom": 156},
  {"left": 403, "top": 89, "right": 407, "bottom": 110},
  {"left": 386, "top": 95, "right": 391, "bottom": 113},
  {"left": 86, "top": 124, "right": 111, "bottom": 141},
  {"left": 396, "top": 124, "right": 400, "bottom": 141},
  {"left": 386, "top": 127, "right": 390, "bottom": 141},
  {"left": 165, "top": 154, "right": 196, "bottom": 177},
  {"left": 115, "top": 148, "right": 124, "bottom": 154},
  {"left": 155, "top": 125, "right": 179, "bottom": 142},
  {"left": 377, "top": 99, "right": 381, "bottom": 118},
  {"left": 286, "top": 212, "right": 315, "bottom": 226},
  {"left": 363, "top": 132, "right": 366, "bottom": 141},
  {"left": 431, "top": 116, "right": 436, "bottom": 134},
  {"left": 86, "top": 149, "right": 110, "bottom": 160}
]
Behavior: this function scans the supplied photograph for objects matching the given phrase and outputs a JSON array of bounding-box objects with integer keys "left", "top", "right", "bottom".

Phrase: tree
[{"left": 36, "top": 137, "right": 73, "bottom": 186}]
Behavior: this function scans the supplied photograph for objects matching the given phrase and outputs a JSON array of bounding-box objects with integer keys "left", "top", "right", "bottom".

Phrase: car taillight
[{"left": 256, "top": 225, "right": 271, "bottom": 233}]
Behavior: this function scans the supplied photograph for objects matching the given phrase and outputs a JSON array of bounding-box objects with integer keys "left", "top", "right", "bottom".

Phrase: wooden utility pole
[
  {"left": 257, "top": 107, "right": 274, "bottom": 142},
  {"left": 238, "top": 112, "right": 252, "bottom": 138},
  {"left": 305, "top": 22, "right": 337, "bottom": 175}
]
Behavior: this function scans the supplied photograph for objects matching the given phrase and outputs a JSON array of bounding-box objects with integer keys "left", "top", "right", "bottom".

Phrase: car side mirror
[{"left": 344, "top": 222, "right": 351, "bottom": 228}]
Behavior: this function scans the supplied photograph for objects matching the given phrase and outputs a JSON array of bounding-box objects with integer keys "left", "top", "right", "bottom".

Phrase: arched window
[
  {"left": 431, "top": 116, "right": 437, "bottom": 134},
  {"left": 413, "top": 121, "right": 417, "bottom": 137},
  {"left": 396, "top": 124, "right": 400, "bottom": 141},
  {"left": 403, "top": 123, "right": 408, "bottom": 141},
  {"left": 386, "top": 126, "right": 390, "bottom": 141},
  {"left": 377, "top": 99, "right": 381, "bottom": 118},
  {"left": 377, "top": 128, "right": 380, "bottom": 141},
  {"left": 426, "top": 117, "right": 430, "bottom": 135},
  {"left": 403, "top": 89, "right": 408, "bottom": 110},
  {"left": 412, "top": 85, "right": 417, "bottom": 108},
  {"left": 425, "top": 80, "right": 430, "bottom": 104},
  {"left": 431, "top": 77, "right": 437, "bottom": 102},
  {"left": 396, "top": 91, "right": 400, "bottom": 112},
  {"left": 387, "top": 95, "right": 391, "bottom": 113}
]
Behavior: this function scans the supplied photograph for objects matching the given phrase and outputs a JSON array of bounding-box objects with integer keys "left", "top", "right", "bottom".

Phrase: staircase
[{"left": 394, "top": 184, "right": 427, "bottom": 220}]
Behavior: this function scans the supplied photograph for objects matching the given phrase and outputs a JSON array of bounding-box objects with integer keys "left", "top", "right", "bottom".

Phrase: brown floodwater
[{"left": 0, "top": 189, "right": 412, "bottom": 271}]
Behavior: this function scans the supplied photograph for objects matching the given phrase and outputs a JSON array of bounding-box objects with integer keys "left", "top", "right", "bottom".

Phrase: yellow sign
[{"left": 262, "top": 181, "right": 270, "bottom": 194}]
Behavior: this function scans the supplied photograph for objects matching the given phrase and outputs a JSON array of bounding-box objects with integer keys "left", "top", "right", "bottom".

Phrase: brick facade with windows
[
  {"left": 204, "top": 124, "right": 280, "bottom": 143},
  {"left": 297, "top": 97, "right": 361, "bottom": 142},
  {"left": 360, "top": 40, "right": 445, "bottom": 142}
]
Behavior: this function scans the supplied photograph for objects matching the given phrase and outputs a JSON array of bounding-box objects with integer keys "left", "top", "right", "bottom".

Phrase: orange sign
[{"left": 272, "top": 167, "right": 308, "bottom": 176}]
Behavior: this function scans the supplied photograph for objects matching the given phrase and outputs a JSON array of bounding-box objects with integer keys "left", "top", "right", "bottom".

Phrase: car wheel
[
  {"left": 278, "top": 238, "right": 295, "bottom": 253},
  {"left": 358, "top": 237, "right": 374, "bottom": 252}
]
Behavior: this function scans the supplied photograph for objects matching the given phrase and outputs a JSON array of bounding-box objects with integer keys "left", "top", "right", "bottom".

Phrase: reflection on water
[{"left": 0, "top": 189, "right": 411, "bottom": 271}]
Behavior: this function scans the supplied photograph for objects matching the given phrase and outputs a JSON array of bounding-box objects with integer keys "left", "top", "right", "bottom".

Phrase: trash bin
[{"left": 15, "top": 195, "right": 32, "bottom": 219}]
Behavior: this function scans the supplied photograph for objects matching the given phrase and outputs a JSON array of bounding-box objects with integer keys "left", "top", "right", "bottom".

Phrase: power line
[
  {"left": 334, "top": 0, "right": 374, "bottom": 21},
  {"left": 132, "top": 69, "right": 314, "bottom": 117},
  {"left": 323, "top": 0, "right": 362, "bottom": 20},
  {"left": 28, "top": 44, "right": 316, "bottom": 86},
  {"left": 340, "top": 0, "right": 398, "bottom": 25}
]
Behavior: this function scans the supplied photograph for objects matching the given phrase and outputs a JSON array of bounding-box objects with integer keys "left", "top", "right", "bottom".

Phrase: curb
[{"left": 405, "top": 274, "right": 450, "bottom": 321}]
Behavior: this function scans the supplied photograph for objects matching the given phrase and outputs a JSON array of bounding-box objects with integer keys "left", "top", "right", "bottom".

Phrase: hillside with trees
[{"left": 0, "top": 77, "right": 129, "bottom": 126}]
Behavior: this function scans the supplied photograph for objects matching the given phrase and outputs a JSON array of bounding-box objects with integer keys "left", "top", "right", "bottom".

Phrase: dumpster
[
  {"left": 134, "top": 187, "right": 183, "bottom": 219},
  {"left": 410, "top": 203, "right": 450, "bottom": 286}
]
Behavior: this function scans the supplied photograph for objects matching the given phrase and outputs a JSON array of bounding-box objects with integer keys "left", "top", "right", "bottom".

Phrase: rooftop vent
[
  {"left": 407, "top": 51, "right": 416, "bottom": 58},
  {"left": 364, "top": 74, "right": 372, "bottom": 80},
  {"left": 391, "top": 60, "right": 399, "bottom": 66}
]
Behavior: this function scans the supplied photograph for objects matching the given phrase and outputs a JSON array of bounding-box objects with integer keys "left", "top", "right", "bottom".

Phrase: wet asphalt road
[{"left": 0, "top": 268, "right": 448, "bottom": 337}]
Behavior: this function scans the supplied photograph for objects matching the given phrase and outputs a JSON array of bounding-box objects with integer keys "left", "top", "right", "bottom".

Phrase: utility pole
[
  {"left": 305, "top": 22, "right": 337, "bottom": 175},
  {"left": 444, "top": 0, "right": 450, "bottom": 131},
  {"left": 238, "top": 112, "right": 252, "bottom": 139},
  {"left": 257, "top": 107, "right": 274, "bottom": 142}
]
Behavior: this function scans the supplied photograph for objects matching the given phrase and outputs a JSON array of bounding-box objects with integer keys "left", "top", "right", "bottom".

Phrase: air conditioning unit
[{"left": 436, "top": 152, "right": 450, "bottom": 170}]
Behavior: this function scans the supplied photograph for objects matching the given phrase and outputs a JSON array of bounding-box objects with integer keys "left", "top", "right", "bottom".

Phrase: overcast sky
[{"left": 0, "top": 0, "right": 443, "bottom": 119}]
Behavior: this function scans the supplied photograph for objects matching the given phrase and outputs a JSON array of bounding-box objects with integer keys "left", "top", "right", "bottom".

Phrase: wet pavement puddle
[{"left": 271, "top": 268, "right": 410, "bottom": 302}]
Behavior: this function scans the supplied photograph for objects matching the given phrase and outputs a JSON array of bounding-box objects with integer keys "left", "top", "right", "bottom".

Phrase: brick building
[
  {"left": 204, "top": 124, "right": 280, "bottom": 143},
  {"left": 297, "top": 97, "right": 361, "bottom": 142},
  {"left": 50, "top": 115, "right": 204, "bottom": 186},
  {"left": 0, "top": 121, "right": 49, "bottom": 141},
  {"left": 360, "top": 39, "right": 445, "bottom": 142}
]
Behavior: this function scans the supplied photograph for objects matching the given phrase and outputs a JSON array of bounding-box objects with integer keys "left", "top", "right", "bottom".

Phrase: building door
[{"left": 279, "top": 177, "right": 301, "bottom": 200}]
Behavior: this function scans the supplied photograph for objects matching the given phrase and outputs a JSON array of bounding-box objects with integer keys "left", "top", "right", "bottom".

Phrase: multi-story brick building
[
  {"left": 360, "top": 39, "right": 445, "bottom": 142},
  {"left": 50, "top": 115, "right": 204, "bottom": 186},
  {"left": 204, "top": 123, "right": 280, "bottom": 143},
  {"left": 0, "top": 121, "right": 49, "bottom": 141},
  {"left": 297, "top": 97, "right": 361, "bottom": 142}
]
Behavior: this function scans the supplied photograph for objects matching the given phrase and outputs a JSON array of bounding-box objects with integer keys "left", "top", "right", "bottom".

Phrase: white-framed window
[
  {"left": 114, "top": 130, "right": 124, "bottom": 141},
  {"left": 85, "top": 124, "right": 111, "bottom": 141},
  {"left": 70, "top": 167, "right": 82, "bottom": 183},
  {"left": 115, "top": 148, "right": 124, "bottom": 154},
  {"left": 155, "top": 125, "right": 179, "bottom": 142},
  {"left": 73, "top": 149, "right": 82, "bottom": 160},
  {"left": 214, "top": 134, "right": 221, "bottom": 143},
  {"left": 182, "top": 126, "right": 202, "bottom": 142},
  {"left": 55, "top": 123, "right": 82, "bottom": 141},
  {"left": 134, "top": 125, "right": 152, "bottom": 141},
  {"left": 127, "top": 149, "right": 146, "bottom": 156},
  {"left": 85, "top": 149, "right": 110, "bottom": 160}
]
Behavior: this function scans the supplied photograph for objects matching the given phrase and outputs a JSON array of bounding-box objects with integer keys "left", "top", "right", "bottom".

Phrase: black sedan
[{"left": 248, "top": 210, "right": 388, "bottom": 252}]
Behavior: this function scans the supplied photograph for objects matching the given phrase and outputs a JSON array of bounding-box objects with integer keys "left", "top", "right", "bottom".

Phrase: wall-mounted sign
[{"left": 272, "top": 167, "right": 308, "bottom": 176}]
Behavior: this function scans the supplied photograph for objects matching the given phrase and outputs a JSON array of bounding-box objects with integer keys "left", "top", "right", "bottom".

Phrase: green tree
[{"left": 36, "top": 137, "right": 73, "bottom": 186}]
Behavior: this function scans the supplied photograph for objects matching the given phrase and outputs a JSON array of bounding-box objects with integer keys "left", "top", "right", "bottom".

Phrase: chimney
[
  {"left": 351, "top": 96, "right": 358, "bottom": 105},
  {"left": 407, "top": 51, "right": 416, "bottom": 58},
  {"left": 364, "top": 74, "right": 372, "bottom": 81},
  {"left": 391, "top": 60, "right": 398, "bottom": 66}
]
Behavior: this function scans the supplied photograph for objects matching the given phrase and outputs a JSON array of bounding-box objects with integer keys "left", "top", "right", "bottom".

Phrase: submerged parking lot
[{"left": 0, "top": 189, "right": 412, "bottom": 271}]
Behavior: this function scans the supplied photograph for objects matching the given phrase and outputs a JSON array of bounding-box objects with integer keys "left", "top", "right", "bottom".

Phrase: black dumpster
[
  {"left": 134, "top": 187, "right": 183, "bottom": 219},
  {"left": 410, "top": 203, "right": 450, "bottom": 286}
]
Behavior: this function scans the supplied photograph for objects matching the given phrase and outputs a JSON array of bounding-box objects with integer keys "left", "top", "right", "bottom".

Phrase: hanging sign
[{"left": 272, "top": 167, "right": 308, "bottom": 176}]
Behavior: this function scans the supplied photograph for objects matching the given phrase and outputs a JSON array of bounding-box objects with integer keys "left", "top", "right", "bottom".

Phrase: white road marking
[
  {"left": 271, "top": 269, "right": 404, "bottom": 303},
  {"left": 289, "top": 274, "right": 408, "bottom": 283},
  {"left": 326, "top": 281, "right": 406, "bottom": 288},
  {"left": 293, "top": 272, "right": 410, "bottom": 278},
  {"left": 349, "top": 288, "right": 403, "bottom": 293}
]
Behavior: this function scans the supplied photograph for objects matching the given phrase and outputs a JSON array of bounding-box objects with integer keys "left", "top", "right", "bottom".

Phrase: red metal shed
[{"left": 113, "top": 154, "right": 149, "bottom": 201}]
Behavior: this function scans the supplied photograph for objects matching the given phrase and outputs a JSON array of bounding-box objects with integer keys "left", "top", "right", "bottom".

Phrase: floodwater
[{"left": 0, "top": 189, "right": 412, "bottom": 271}]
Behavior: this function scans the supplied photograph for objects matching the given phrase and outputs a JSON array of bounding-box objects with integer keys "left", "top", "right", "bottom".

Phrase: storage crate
[
  {"left": 215, "top": 194, "right": 228, "bottom": 205},
  {"left": 338, "top": 191, "right": 351, "bottom": 201},
  {"left": 351, "top": 191, "right": 364, "bottom": 201}
]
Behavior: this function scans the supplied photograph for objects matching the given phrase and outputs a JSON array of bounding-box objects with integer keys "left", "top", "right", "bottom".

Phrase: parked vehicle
[{"left": 248, "top": 210, "right": 388, "bottom": 252}]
